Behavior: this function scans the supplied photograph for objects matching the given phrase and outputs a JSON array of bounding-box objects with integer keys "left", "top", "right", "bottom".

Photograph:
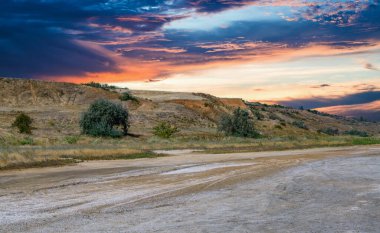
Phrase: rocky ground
[{"left": 1, "top": 146, "right": 379, "bottom": 232}]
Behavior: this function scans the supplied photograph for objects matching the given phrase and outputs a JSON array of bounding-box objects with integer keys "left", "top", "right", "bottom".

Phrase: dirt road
[{"left": 1, "top": 146, "right": 380, "bottom": 232}]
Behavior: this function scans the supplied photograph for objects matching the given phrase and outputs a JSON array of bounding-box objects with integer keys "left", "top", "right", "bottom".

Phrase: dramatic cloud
[
  {"left": 277, "top": 91, "right": 380, "bottom": 109},
  {"left": 1, "top": 0, "right": 380, "bottom": 119},
  {"left": 317, "top": 100, "right": 380, "bottom": 121},
  {"left": 1, "top": 0, "right": 379, "bottom": 79}
]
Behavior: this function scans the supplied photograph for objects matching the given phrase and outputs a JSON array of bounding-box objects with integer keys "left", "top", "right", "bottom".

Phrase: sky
[{"left": 1, "top": 0, "right": 380, "bottom": 120}]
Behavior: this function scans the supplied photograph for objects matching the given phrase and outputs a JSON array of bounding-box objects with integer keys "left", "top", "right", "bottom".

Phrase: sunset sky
[{"left": 1, "top": 0, "right": 380, "bottom": 119}]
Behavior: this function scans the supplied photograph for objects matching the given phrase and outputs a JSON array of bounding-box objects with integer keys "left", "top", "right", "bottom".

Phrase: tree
[
  {"left": 218, "top": 108, "right": 259, "bottom": 138},
  {"left": 153, "top": 122, "right": 179, "bottom": 139},
  {"left": 12, "top": 113, "right": 33, "bottom": 134},
  {"left": 80, "top": 99, "right": 129, "bottom": 137}
]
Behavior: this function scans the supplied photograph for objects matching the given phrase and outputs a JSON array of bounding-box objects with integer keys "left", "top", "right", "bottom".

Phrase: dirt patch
[{"left": 1, "top": 146, "right": 379, "bottom": 232}]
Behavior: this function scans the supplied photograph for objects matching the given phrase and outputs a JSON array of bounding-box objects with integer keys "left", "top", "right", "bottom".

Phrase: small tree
[
  {"left": 153, "top": 122, "right": 179, "bottom": 139},
  {"left": 80, "top": 99, "right": 129, "bottom": 137},
  {"left": 12, "top": 113, "right": 33, "bottom": 134},
  {"left": 218, "top": 108, "right": 259, "bottom": 138}
]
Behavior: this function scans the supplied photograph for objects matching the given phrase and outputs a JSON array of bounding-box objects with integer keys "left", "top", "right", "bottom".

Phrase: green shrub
[
  {"left": 12, "top": 113, "right": 33, "bottom": 134},
  {"left": 80, "top": 99, "right": 129, "bottom": 137},
  {"left": 65, "top": 135, "right": 80, "bottom": 144},
  {"left": 120, "top": 92, "right": 138, "bottom": 102},
  {"left": 292, "top": 120, "right": 308, "bottom": 130},
  {"left": 18, "top": 137, "right": 34, "bottom": 145},
  {"left": 153, "top": 122, "right": 179, "bottom": 139},
  {"left": 345, "top": 129, "right": 369, "bottom": 137},
  {"left": 218, "top": 108, "right": 259, "bottom": 138}
]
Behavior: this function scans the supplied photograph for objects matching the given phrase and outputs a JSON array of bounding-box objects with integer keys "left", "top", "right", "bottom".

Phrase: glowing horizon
[{"left": 1, "top": 0, "right": 380, "bottom": 119}]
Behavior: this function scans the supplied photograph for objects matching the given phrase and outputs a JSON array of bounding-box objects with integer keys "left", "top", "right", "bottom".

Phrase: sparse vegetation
[
  {"left": 218, "top": 108, "right": 259, "bottom": 138},
  {"left": 153, "top": 122, "right": 179, "bottom": 139},
  {"left": 80, "top": 99, "right": 129, "bottom": 137},
  {"left": 12, "top": 113, "right": 33, "bottom": 134}
]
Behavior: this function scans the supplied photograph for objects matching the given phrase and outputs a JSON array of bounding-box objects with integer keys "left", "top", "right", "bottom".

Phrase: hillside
[{"left": 0, "top": 77, "right": 379, "bottom": 144}]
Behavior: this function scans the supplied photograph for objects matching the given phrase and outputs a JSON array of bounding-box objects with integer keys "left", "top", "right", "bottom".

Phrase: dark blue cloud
[{"left": 278, "top": 91, "right": 380, "bottom": 109}]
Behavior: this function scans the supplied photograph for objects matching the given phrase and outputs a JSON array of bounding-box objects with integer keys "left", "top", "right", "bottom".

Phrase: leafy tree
[
  {"left": 80, "top": 99, "right": 129, "bottom": 137},
  {"left": 218, "top": 108, "right": 259, "bottom": 138},
  {"left": 153, "top": 122, "right": 179, "bottom": 139},
  {"left": 12, "top": 113, "right": 33, "bottom": 134}
]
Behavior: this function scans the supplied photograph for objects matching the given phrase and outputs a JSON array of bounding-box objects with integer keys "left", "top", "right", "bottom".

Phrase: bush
[
  {"left": 153, "top": 122, "right": 179, "bottom": 139},
  {"left": 120, "top": 92, "right": 138, "bottom": 102},
  {"left": 12, "top": 113, "right": 33, "bottom": 134},
  {"left": 292, "top": 120, "right": 308, "bottom": 130},
  {"left": 345, "top": 129, "right": 369, "bottom": 137},
  {"left": 18, "top": 137, "right": 34, "bottom": 145},
  {"left": 80, "top": 99, "right": 129, "bottom": 137},
  {"left": 218, "top": 108, "right": 259, "bottom": 138}
]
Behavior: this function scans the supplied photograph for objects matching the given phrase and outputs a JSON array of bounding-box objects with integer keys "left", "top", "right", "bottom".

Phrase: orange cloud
[
  {"left": 316, "top": 100, "right": 380, "bottom": 120},
  {"left": 45, "top": 39, "right": 380, "bottom": 84}
]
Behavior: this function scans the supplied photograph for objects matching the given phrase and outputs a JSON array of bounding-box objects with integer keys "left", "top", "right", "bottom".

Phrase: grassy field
[{"left": 1, "top": 134, "right": 380, "bottom": 170}]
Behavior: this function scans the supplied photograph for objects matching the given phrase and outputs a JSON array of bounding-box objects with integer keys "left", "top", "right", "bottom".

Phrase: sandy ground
[{"left": 1, "top": 146, "right": 380, "bottom": 232}]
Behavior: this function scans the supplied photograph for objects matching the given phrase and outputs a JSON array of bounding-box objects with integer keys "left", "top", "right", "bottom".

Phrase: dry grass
[
  {"left": 1, "top": 134, "right": 379, "bottom": 170},
  {"left": 0, "top": 145, "right": 164, "bottom": 170}
]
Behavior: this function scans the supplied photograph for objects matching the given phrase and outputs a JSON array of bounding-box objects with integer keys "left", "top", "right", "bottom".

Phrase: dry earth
[{"left": 1, "top": 146, "right": 380, "bottom": 232}]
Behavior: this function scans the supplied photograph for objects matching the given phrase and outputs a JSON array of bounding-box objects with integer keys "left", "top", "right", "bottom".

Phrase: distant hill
[{"left": 0, "top": 77, "right": 379, "bottom": 140}]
